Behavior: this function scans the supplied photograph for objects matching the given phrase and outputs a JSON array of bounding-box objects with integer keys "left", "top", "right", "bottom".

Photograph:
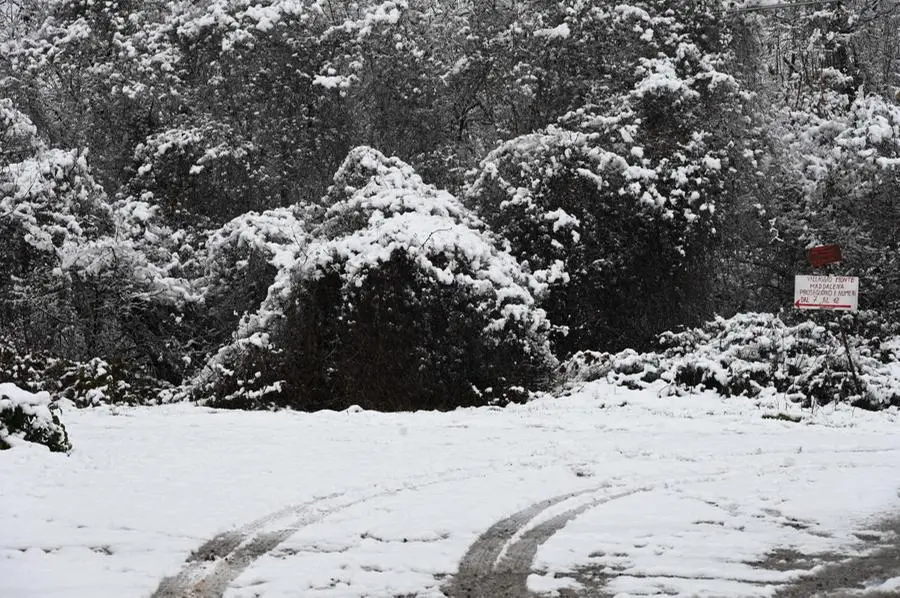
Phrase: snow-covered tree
[
  {"left": 0, "top": 98, "right": 112, "bottom": 352},
  {"left": 59, "top": 197, "right": 201, "bottom": 382},
  {"left": 1, "top": 99, "right": 199, "bottom": 384},
  {"left": 764, "top": 91, "right": 900, "bottom": 316},
  {"left": 466, "top": 1, "right": 750, "bottom": 352},
  {"left": 3, "top": 0, "right": 180, "bottom": 189}
]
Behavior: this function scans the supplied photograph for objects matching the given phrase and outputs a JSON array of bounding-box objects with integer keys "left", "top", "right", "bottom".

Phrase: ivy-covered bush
[
  {"left": 563, "top": 312, "right": 900, "bottom": 410},
  {"left": 191, "top": 147, "right": 556, "bottom": 411},
  {"left": 0, "top": 383, "right": 71, "bottom": 452}
]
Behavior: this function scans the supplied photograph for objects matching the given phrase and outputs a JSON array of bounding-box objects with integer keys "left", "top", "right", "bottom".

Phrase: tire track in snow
[
  {"left": 446, "top": 453, "right": 900, "bottom": 598},
  {"left": 150, "top": 467, "right": 493, "bottom": 598},
  {"left": 151, "top": 492, "right": 346, "bottom": 598},
  {"left": 152, "top": 446, "right": 900, "bottom": 597},
  {"left": 443, "top": 465, "right": 793, "bottom": 598},
  {"left": 444, "top": 483, "right": 649, "bottom": 598}
]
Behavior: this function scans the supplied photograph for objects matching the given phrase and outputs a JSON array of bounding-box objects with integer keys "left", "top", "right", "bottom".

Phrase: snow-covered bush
[
  {"left": 663, "top": 313, "right": 900, "bottom": 409},
  {"left": 467, "top": 114, "right": 738, "bottom": 353},
  {"left": 53, "top": 357, "right": 165, "bottom": 407},
  {"left": 561, "top": 348, "right": 663, "bottom": 391},
  {"left": 563, "top": 312, "right": 900, "bottom": 410},
  {"left": 192, "top": 147, "right": 556, "bottom": 411},
  {"left": 201, "top": 205, "right": 314, "bottom": 339},
  {"left": 0, "top": 342, "right": 164, "bottom": 406},
  {"left": 0, "top": 342, "right": 48, "bottom": 393},
  {"left": 0, "top": 383, "right": 71, "bottom": 452}
]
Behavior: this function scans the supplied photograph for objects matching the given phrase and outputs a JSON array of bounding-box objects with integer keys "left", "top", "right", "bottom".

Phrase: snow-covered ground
[{"left": 2, "top": 381, "right": 899, "bottom": 598}]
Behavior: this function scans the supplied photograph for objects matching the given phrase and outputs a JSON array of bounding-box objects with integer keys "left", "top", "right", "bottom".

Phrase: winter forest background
[{"left": 2, "top": 0, "right": 900, "bottom": 444}]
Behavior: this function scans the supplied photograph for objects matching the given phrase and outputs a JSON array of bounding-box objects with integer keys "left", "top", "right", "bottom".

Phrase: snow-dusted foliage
[
  {"left": 564, "top": 312, "right": 900, "bottom": 411},
  {"left": 1, "top": 146, "right": 109, "bottom": 251},
  {"left": 2, "top": 0, "right": 181, "bottom": 186},
  {"left": 0, "top": 99, "right": 113, "bottom": 354},
  {"left": 762, "top": 91, "right": 900, "bottom": 317},
  {"left": 163, "top": 0, "right": 367, "bottom": 208},
  {"left": 0, "top": 383, "right": 71, "bottom": 452},
  {"left": 62, "top": 199, "right": 199, "bottom": 307},
  {"left": 192, "top": 147, "right": 555, "bottom": 411},
  {"left": 466, "top": 1, "right": 746, "bottom": 352},
  {"left": 3, "top": 0, "right": 899, "bottom": 414},
  {"left": 0, "top": 342, "right": 162, "bottom": 407},
  {"left": 1, "top": 98, "right": 42, "bottom": 161},
  {"left": 0, "top": 130, "right": 110, "bottom": 256},
  {"left": 198, "top": 204, "right": 314, "bottom": 357},
  {"left": 130, "top": 119, "right": 259, "bottom": 223},
  {"left": 0, "top": 100, "right": 199, "bottom": 382},
  {"left": 53, "top": 197, "right": 202, "bottom": 383},
  {"left": 779, "top": 93, "right": 900, "bottom": 204}
]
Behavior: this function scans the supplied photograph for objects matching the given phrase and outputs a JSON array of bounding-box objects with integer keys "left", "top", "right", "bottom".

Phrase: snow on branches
[{"left": 1, "top": 100, "right": 110, "bottom": 256}]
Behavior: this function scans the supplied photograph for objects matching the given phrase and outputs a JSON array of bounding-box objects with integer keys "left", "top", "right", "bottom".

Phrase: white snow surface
[{"left": 2, "top": 381, "right": 900, "bottom": 598}]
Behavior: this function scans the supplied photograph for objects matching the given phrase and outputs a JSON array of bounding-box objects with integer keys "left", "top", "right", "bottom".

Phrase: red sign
[{"left": 806, "top": 244, "right": 842, "bottom": 268}]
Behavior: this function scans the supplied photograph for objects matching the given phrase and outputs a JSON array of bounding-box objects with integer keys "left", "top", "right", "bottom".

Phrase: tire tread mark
[
  {"left": 445, "top": 488, "right": 601, "bottom": 598},
  {"left": 151, "top": 468, "right": 494, "bottom": 598},
  {"left": 491, "top": 487, "right": 650, "bottom": 597},
  {"left": 150, "top": 492, "right": 348, "bottom": 598}
]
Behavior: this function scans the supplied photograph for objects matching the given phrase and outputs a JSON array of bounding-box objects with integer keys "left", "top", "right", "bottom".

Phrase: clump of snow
[
  {"left": 322, "top": 0, "right": 406, "bottom": 42},
  {"left": 313, "top": 73, "right": 356, "bottom": 89},
  {"left": 0, "top": 99, "right": 42, "bottom": 160},
  {"left": 534, "top": 23, "right": 571, "bottom": 40}
]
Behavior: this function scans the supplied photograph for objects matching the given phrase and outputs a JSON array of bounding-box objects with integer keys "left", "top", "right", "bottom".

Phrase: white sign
[{"left": 794, "top": 275, "right": 859, "bottom": 311}]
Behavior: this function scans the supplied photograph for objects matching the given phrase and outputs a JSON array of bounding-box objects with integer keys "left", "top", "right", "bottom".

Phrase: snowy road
[{"left": 2, "top": 382, "right": 900, "bottom": 598}]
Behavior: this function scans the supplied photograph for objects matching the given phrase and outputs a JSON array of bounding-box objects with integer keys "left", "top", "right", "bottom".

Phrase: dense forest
[{"left": 1, "top": 0, "right": 899, "bottom": 421}]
